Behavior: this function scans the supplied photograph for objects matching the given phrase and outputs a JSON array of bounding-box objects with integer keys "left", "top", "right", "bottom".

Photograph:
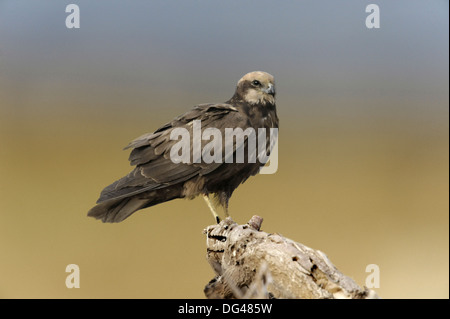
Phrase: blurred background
[{"left": 0, "top": 0, "right": 448, "bottom": 298}]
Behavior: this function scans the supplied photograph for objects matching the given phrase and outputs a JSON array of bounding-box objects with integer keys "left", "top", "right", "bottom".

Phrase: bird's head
[{"left": 234, "top": 71, "right": 276, "bottom": 105}]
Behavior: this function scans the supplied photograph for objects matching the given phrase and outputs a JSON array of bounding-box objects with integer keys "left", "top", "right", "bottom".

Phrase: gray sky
[{"left": 0, "top": 0, "right": 448, "bottom": 121}]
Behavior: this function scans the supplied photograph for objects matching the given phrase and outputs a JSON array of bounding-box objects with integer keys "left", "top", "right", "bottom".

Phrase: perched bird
[{"left": 88, "top": 71, "right": 279, "bottom": 223}]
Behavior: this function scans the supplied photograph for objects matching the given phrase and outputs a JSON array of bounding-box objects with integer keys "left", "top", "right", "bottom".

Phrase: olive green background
[{"left": 0, "top": 1, "right": 448, "bottom": 298}]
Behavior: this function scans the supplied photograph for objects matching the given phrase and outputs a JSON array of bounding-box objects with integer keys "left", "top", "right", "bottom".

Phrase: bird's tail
[{"left": 87, "top": 197, "right": 149, "bottom": 223}]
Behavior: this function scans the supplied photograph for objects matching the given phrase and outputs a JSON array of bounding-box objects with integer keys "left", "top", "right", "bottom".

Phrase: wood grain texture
[{"left": 204, "top": 216, "right": 379, "bottom": 299}]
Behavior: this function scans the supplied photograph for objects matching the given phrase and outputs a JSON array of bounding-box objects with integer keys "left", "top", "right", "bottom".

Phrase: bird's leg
[
  {"left": 203, "top": 194, "right": 221, "bottom": 224},
  {"left": 224, "top": 202, "right": 230, "bottom": 218}
]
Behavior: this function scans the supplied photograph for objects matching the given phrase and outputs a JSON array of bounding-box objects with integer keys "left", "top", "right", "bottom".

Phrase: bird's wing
[{"left": 96, "top": 103, "right": 249, "bottom": 203}]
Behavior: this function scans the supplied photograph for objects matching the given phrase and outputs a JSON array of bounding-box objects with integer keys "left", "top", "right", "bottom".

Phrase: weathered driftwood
[{"left": 204, "top": 216, "right": 379, "bottom": 299}]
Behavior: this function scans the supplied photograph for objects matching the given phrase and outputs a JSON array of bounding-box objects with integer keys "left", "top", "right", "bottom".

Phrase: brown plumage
[{"left": 88, "top": 71, "right": 278, "bottom": 223}]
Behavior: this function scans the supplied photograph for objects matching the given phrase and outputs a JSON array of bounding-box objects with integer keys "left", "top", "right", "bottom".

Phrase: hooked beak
[{"left": 263, "top": 83, "right": 275, "bottom": 96}]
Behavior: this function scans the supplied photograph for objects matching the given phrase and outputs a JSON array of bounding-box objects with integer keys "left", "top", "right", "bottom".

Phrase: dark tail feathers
[{"left": 87, "top": 197, "right": 149, "bottom": 223}]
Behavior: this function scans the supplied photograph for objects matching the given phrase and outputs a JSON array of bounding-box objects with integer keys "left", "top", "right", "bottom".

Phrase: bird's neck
[{"left": 226, "top": 97, "right": 278, "bottom": 128}]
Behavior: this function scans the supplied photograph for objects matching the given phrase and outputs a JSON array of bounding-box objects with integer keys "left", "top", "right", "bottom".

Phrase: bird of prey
[{"left": 88, "top": 71, "right": 278, "bottom": 223}]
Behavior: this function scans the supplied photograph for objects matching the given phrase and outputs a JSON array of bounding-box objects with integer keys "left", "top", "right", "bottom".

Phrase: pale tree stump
[{"left": 203, "top": 216, "right": 379, "bottom": 299}]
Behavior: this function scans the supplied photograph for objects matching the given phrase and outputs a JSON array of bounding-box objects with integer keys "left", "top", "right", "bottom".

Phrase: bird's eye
[{"left": 252, "top": 80, "right": 261, "bottom": 86}]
